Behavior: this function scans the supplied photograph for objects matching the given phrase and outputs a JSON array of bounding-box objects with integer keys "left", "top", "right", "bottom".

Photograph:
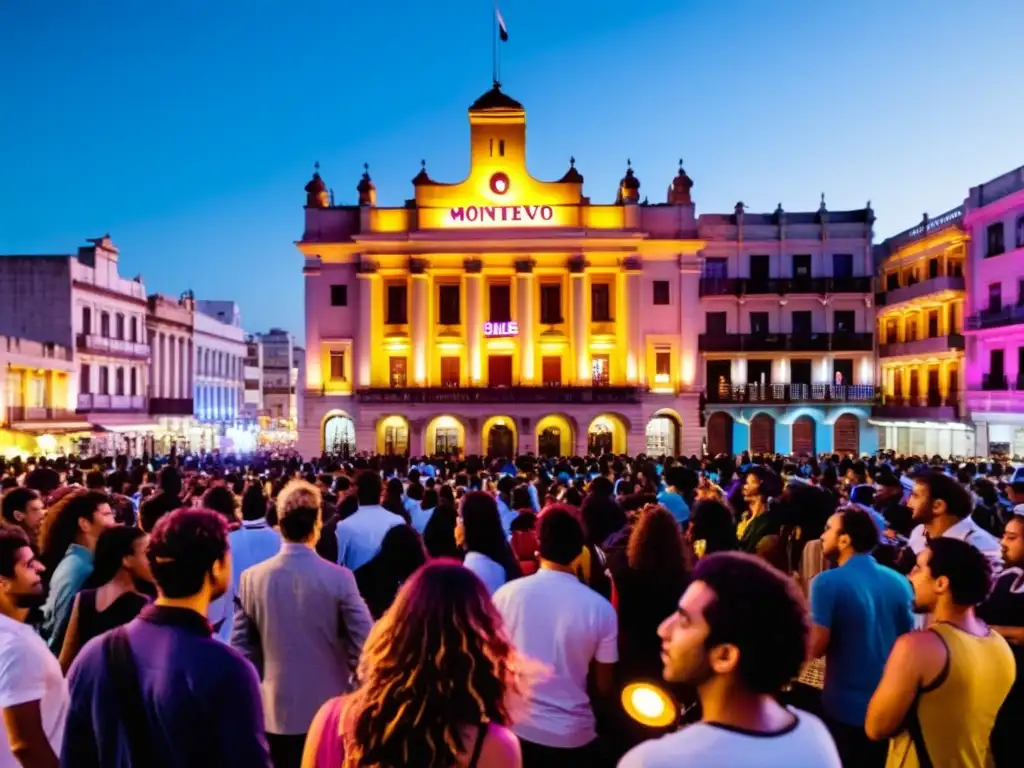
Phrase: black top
[
  {"left": 76, "top": 588, "right": 150, "bottom": 648},
  {"left": 978, "top": 568, "right": 1024, "bottom": 708}
]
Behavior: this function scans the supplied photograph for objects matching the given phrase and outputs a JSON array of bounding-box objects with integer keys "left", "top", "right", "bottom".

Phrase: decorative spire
[
  {"left": 617, "top": 158, "right": 640, "bottom": 205},
  {"left": 558, "top": 155, "right": 583, "bottom": 184},
  {"left": 668, "top": 158, "right": 694, "bottom": 205},
  {"left": 412, "top": 158, "right": 434, "bottom": 187},
  {"left": 304, "top": 161, "right": 329, "bottom": 208},
  {"left": 357, "top": 162, "right": 376, "bottom": 206}
]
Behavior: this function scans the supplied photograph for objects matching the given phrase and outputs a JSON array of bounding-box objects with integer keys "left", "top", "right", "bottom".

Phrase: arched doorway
[
  {"left": 588, "top": 422, "right": 613, "bottom": 455},
  {"left": 706, "top": 412, "right": 733, "bottom": 457},
  {"left": 792, "top": 415, "right": 816, "bottom": 457},
  {"left": 487, "top": 424, "right": 514, "bottom": 457},
  {"left": 376, "top": 415, "right": 409, "bottom": 456},
  {"left": 322, "top": 413, "right": 356, "bottom": 457},
  {"left": 749, "top": 413, "right": 775, "bottom": 455},
  {"left": 834, "top": 413, "right": 860, "bottom": 456},
  {"left": 646, "top": 413, "right": 680, "bottom": 457},
  {"left": 536, "top": 414, "right": 574, "bottom": 457},
  {"left": 425, "top": 415, "right": 464, "bottom": 457},
  {"left": 538, "top": 427, "right": 561, "bottom": 458}
]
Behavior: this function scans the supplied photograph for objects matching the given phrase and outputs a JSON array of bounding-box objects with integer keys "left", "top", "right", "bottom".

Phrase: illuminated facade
[
  {"left": 964, "top": 165, "right": 1024, "bottom": 456},
  {"left": 298, "top": 85, "right": 877, "bottom": 457},
  {"left": 871, "top": 208, "right": 971, "bottom": 455}
]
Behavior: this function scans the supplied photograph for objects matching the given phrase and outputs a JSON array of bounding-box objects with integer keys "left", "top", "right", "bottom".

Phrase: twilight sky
[{"left": 2, "top": 0, "right": 1022, "bottom": 342}]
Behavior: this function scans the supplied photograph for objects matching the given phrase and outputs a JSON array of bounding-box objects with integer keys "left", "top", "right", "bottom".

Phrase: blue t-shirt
[
  {"left": 656, "top": 490, "right": 690, "bottom": 525},
  {"left": 809, "top": 554, "right": 914, "bottom": 726}
]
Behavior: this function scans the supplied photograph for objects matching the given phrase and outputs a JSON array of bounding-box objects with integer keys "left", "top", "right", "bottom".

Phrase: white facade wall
[{"left": 194, "top": 304, "right": 246, "bottom": 424}]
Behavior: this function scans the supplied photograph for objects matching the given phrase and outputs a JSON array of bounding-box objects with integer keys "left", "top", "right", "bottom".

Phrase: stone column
[
  {"left": 356, "top": 267, "right": 378, "bottom": 387},
  {"left": 168, "top": 334, "right": 178, "bottom": 399},
  {"left": 410, "top": 258, "right": 430, "bottom": 386},
  {"left": 679, "top": 256, "right": 701, "bottom": 388},
  {"left": 178, "top": 338, "right": 186, "bottom": 399},
  {"left": 569, "top": 255, "right": 589, "bottom": 384},
  {"left": 515, "top": 259, "right": 536, "bottom": 384},
  {"left": 158, "top": 333, "right": 167, "bottom": 398},
  {"left": 624, "top": 257, "right": 643, "bottom": 384},
  {"left": 465, "top": 259, "right": 484, "bottom": 385}
]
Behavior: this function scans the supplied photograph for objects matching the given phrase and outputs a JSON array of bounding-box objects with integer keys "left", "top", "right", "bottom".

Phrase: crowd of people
[{"left": 0, "top": 447, "right": 1021, "bottom": 767}]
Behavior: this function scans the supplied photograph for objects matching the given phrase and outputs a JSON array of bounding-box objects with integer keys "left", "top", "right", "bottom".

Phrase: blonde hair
[{"left": 275, "top": 479, "right": 321, "bottom": 520}]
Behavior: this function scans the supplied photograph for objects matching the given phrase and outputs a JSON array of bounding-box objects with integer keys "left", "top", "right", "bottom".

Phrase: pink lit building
[
  {"left": 297, "top": 85, "right": 877, "bottom": 458},
  {"left": 964, "top": 165, "right": 1024, "bottom": 456}
]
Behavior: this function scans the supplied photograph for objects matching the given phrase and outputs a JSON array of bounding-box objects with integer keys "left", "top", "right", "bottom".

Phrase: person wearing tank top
[{"left": 866, "top": 538, "right": 1015, "bottom": 768}]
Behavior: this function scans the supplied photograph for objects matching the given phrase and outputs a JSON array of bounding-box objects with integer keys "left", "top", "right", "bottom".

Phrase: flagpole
[{"left": 492, "top": 0, "right": 498, "bottom": 86}]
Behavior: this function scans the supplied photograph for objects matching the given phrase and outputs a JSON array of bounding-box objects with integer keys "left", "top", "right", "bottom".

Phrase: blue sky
[{"left": 2, "top": 1, "right": 1022, "bottom": 341}]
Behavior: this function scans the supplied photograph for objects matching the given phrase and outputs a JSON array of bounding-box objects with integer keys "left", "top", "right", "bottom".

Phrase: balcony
[
  {"left": 698, "top": 277, "right": 872, "bottom": 297},
  {"left": 706, "top": 383, "right": 878, "bottom": 405},
  {"left": 76, "top": 334, "right": 150, "bottom": 360},
  {"left": 6, "top": 406, "right": 80, "bottom": 423},
  {"left": 699, "top": 332, "right": 873, "bottom": 353},
  {"left": 149, "top": 398, "right": 194, "bottom": 416},
  {"left": 355, "top": 386, "right": 641, "bottom": 405},
  {"left": 873, "top": 398, "right": 959, "bottom": 421},
  {"left": 875, "top": 275, "right": 965, "bottom": 308},
  {"left": 982, "top": 374, "right": 1008, "bottom": 391},
  {"left": 77, "top": 394, "right": 147, "bottom": 412},
  {"left": 878, "top": 333, "right": 965, "bottom": 358},
  {"left": 966, "top": 304, "right": 1024, "bottom": 331}
]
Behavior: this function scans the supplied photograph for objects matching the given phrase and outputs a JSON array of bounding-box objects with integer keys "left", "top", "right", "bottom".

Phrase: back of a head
[
  {"left": 148, "top": 508, "right": 229, "bottom": 599},
  {"left": 538, "top": 506, "right": 585, "bottom": 566},
  {"left": 241, "top": 484, "right": 268, "bottom": 522},
  {"left": 690, "top": 499, "right": 738, "bottom": 548},
  {"left": 39, "top": 489, "right": 109, "bottom": 569},
  {"left": 926, "top": 537, "right": 992, "bottom": 607},
  {"left": 406, "top": 482, "right": 424, "bottom": 502},
  {"left": 1, "top": 487, "right": 39, "bottom": 524},
  {"left": 627, "top": 505, "right": 687, "bottom": 578},
  {"left": 277, "top": 479, "right": 322, "bottom": 543},
  {"left": 88, "top": 525, "right": 146, "bottom": 588},
  {"left": 85, "top": 470, "right": 106, "bottom": 491},
  {"left": 379, "top": 524, "right": 427, "bottom": 581},
  {"left": 356, "top": 470, "right": 383, "bottom": 506},
  {"left": 201, "top": 486, "right": 237, "bottom": 526},
  {"left": 158, "top": 465, "right": 182, "bottom": 496},
  {"left": 916, "top": 471, "right": 972, "bottom": 520},
  {"left": 692, "top": 552, "right": 808, "bottom": 694},
  {"left": 460, "top": 491, "right": 505, "bottom": 554},
  {"left": 837, "top": 506, "right": 880, "bottom": 553}
]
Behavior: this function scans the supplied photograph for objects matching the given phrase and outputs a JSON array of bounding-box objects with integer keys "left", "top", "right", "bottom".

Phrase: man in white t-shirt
[
  {"left": 493, "top": 507, "right": 617, "bottom": 766},
  {"left": 0, "top": 527, "right": 69, "bottom": 767},
  {"left": 619, "top": 552, "right": 841, "bottom": 768}
]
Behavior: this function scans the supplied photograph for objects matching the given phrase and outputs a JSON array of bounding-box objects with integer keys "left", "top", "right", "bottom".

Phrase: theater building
[
  {"left": 870, "top": 208, "right": 971, "bottom": 455},
  {"left": 297, "top": 84, "right": 876, "bottom": 458}
]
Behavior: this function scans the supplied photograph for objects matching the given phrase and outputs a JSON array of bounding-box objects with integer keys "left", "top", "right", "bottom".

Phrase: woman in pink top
[{"left": 301, "top": 560, "right": 523, "bottom": 768}]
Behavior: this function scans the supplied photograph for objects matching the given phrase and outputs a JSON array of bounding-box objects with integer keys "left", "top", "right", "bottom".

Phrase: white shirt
[
  {"left": 335, "top": 504, "right": 405, "bottom": 571},
  {"left": 463, "top": 551, "right": 506, "bottom": 595},
  {"left": 618, "top": 708, "right": 841, "bottom": 768},
  {"left": 908, "top": 515, "right": 1003, "bottom": 572},
  {"left": 408, "top": 501, "right": 434, "bottom": 534},
  {"left": 0, "top": 613, "right": 69, "bottom": 766},
  {"left": 209, "top": 519, "right": 283, "bottom": 642},
  {"left": 492, "top": 568, "right": 618, "bottom": 748}
]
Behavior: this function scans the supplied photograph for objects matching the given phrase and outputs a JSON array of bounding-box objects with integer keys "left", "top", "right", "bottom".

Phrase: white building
[
  {"left": 258, "top": 328, "right": 301, "bottom": 427},
  {"left": 194, "top": 300, "right": 247, "bottom": 451},
  {"left": 242, "top": 334, "right": 263, "bottom": 422},
  {"left": 147, "top": 292, "right": 196, "bottom": 453}
]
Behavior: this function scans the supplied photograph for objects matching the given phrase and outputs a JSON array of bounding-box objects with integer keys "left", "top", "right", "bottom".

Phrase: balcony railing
[
  {"left": 77, "top": 394, "right": 147, "bottom": 412},
  {"left": 6, "top": 406, "right": 79, "bottom": 422},
  {"left": 966, "top": 304, "right": 1024, "bottom": 331},
  {"left": 699, "top": 332, "right": 873, "bottom": 353},
  {"left": 982, "top": 374, "right": 1008, "bottom": 391},
  {"left": 873, "top": 402, "right": 959, "bottom": 421},
  {"left": 878, "top": 333, "right": 965, "bottom": 358},
  {"left": 76, "top": 334, "right": 151, "bottom": 359},
  {"left": 706, "top": 384, "right": 878, "bottom": 405},
  {"left": 698, "top": 276, "right": 872, "bottom": 297},
  {"left": 356, "top": 386, "right": 641, "bottom": 405},
  {"left": 149, "top": 398, "right": 195, "bottom": 416},
  {"left": 875, "top": 275, "right": 965, "bottom": 308}
]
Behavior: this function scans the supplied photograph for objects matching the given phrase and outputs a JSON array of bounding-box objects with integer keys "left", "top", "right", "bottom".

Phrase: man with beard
[
  {"left": 0, "top": 489, "right": 45, "bottom": 550},
  {"left": 61, "top": 509, "right": 271, "bottom": 767},
  {"left": 866, "top": 538, "right": 1014, "bottom": 767},
  {"left": 808, "top": 507, "right": 913, "bottom": 767},
  {"left": 0, "top": 526, "right": 67, "bottom": 768},
  {"left": 619, "top": 552, "right": 841, "bottom": 767}
]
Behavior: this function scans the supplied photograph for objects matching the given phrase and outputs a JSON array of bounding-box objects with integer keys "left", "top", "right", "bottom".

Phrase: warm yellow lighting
[
  {"left": 36, "top": 434, "right": 57, "bottom": 454},
  {"left": 621, "top": 683, "right": 676, "bottom": 728},
  {"left": 384, "top": 337, "right": 410, "bottom": 351},
  {"left": 437, "top": 341, "right": 463, "bottom": 351},
  {"left": 582, "top": 206, "right": 626, "bottom": 229},
  {"left": 486, "top": 338, "right": 516, "bottom": 352},
  {"left": 654, "top": 373, "right": 670, "bottom": 384},
  {"left": 369, "top": 208, "right": 412, "bottom": 233}
]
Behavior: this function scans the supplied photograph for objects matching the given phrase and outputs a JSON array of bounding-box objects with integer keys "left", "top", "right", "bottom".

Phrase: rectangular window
[
  {"left": 438, "top": 285, "right": 460, "bottom": 325},
  {"left": 906, "top": 316, "right": 919, "bottom": 342},
  {"left": 655, "top": 351, "right": 671, "bottom": 377},
  {"left": 705, "top": 311, "right": 727, "bottom": 336},
  {"left": 330, "top": 284, "right": 348, "bottom": 307},
  {"left": 928, "top": 258, "right": 939, "bottom": 279},
  {"left": 100, "top": 312, "right": 110, "bottom": 337},
  {"left": 949, "top": 303, "right": 960, "bottom": 334},
  {"left": 591, "top": 283, "right": 612, "bottom": 322},
  {"left": 987, "top": 222, "right": 1005, "bottom": 257},
  {"left": 591, "top": 355, "right": 610, "bottom": 387},
  {"left": 1018, "top": 279, "right": 1024, "bottom": 307},
  {"left": 834, "top": 311, "right": 856, "bottom": 334},
  {"left": 793, "top": 254, "right": 812, "bottom": 278},
  {"left": 703, "top": 258, "right": 728, "bottom": 279},
  {"left": 82, "top": 307, "right": 92, "bottom": 335},
  {"left": 949, "top": 261, "right": 963, "bottom": 278},
  {"left": 440, "top": 356, "right": 460, "bottom": 386},
  {"left": 130, "top": 368, "right": 137, "bottom": 397},
  {"left": 791, "top": 359, "right": 812, "bottom": 385},
  {"left": 990, "top": 348, "right": 1005, "bottom": 377},
  {"left": 115, "top": 314, "right": 125, "bottom": 340},
  {"left": 329, "top": 351, "right": 346, "bottom": 381},
  {"left": 652, "top": 280, "right": 670, "bottom": 305},
  {"left": 386, "top": 284, "right": 408, "bottom": 324},
  {"left": 792, "top": 311, "right": 812, "bottom": 336},
  {"left": 115, "top": 368, "right": 125, "bottom": 396},
  {"left": 832, "top": 253, "right": 854, "bottom": 279},
  {"left": 80, "top": 364, "right": 91, "bottom": 394},
  {"left": 488, "top": 355, "right": 513, "bottom": 387},
  {"left": 388, "top": 357, "right": 407, "bottom": 388},
  {"left": 885, "top": 273, "right": 899, "bottom": 290},
  {"left": 99, "top": 366, "right": 109, "bottom": 395},
  {"left": 988, "top": 283, "right": 1002, "bottom": 314},
  {"left": 749, "top": 254, "right": 770, "bottom": 282},
  {"left": 749, "top": 311, "right": 769, "bottom": 336},
  {"left": 927, "top": 311, "right": 939, "bottom": 338},
  {"left": 540, "top": 284, "right": 562, "bottom": 324},
  {"left": 542, "top": 356, "right": 562, "bottom": 386},
  {"left": 130, "top": 317, "right": 138, "bottom": 343},
  {"left": 489, "top": 284, "right": 511, "bottom": 323},
  {"left": 885, "top": 317, "right": 899, "bottom": 342}
]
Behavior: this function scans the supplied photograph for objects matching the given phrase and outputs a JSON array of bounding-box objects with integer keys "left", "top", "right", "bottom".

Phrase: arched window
[
  {"left": 115, "top": 367, "right": 125, "bottom": 396},
  {"left": 1016, "top": 215, "right": 1024, "bottom": 249}
]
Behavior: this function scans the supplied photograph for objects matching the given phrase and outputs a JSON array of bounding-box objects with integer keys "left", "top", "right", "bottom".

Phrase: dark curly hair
[
  {"left": 345, "top": 560, "right": 523, "bottom": 767},
  {"left": 38, "top": 490, "right": 110, "bottom": 576},
  {"left": 692, "top": 552, "right": 809, "bottom": 694},
  {"left": 627, "top": 505, "right": 688, "bottom": 585}
]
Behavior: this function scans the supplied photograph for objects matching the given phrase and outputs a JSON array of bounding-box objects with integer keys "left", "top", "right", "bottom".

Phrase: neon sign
[
  {"left": 450, "top": 205, "right": 554, "bottom": 224},
  {"left": 483, "top": 321, "right": 518, "bottom": 337}
]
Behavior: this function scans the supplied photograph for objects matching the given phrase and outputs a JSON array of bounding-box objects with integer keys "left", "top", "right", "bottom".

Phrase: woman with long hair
[
  {"left": 301, "top": 561, "right": 523, "bottom": 768},
  {"left": 57, "top": 525, "right": 152, "bottom": 673},
  {"left": 423, "top": 500, "right": 461, "bottom": 560},
  {"left": 459, "top": 492, "right": 522, "bottom": 594},
  {"left": 356, "top": 524, "right": 428, "bottom": 619},
  {"left": 687, "top": 499, "right": 739, "bottom": 558}
]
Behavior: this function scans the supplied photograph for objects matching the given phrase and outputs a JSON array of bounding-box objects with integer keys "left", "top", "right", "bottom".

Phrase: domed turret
[
  {"left": 304, "top": 162, "right": 329, "bottom": 208},
  {"left": 357, "top": 163, "right": 376, "bottom": 206},
  {"left": 412, "top": 159, "right": 435, "bottom": 187},
  {"left": 667, "top": 159, "right": 694, "bottom": 206},
  {"left": 558, "top": 156, "right": 583, "bottom": 184},
  {"left": 616, "top": 159, "right": 640, "bottom": 205}
]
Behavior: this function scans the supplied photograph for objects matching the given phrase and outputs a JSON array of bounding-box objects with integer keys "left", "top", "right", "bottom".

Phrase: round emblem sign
[{"left": 489, "top": 171, "right": 510, "bottom": 195}]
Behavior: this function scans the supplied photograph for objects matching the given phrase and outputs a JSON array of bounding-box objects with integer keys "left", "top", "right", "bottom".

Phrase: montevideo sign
[{"left": 449, "top": 204, "right": 555, "bottom": 224}]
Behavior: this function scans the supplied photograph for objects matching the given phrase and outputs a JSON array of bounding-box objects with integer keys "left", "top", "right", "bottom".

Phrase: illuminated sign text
[
  {"left": 450, "top": 205, "right": 554, "bottom": 224},
  {"left": 483, "top": 321, "right": 519, "bottom": 337}
]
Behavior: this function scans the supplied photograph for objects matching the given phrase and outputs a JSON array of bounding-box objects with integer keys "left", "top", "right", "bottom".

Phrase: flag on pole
[{"left": 497, "top": 6, "right": 508, "bottom": 41}]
